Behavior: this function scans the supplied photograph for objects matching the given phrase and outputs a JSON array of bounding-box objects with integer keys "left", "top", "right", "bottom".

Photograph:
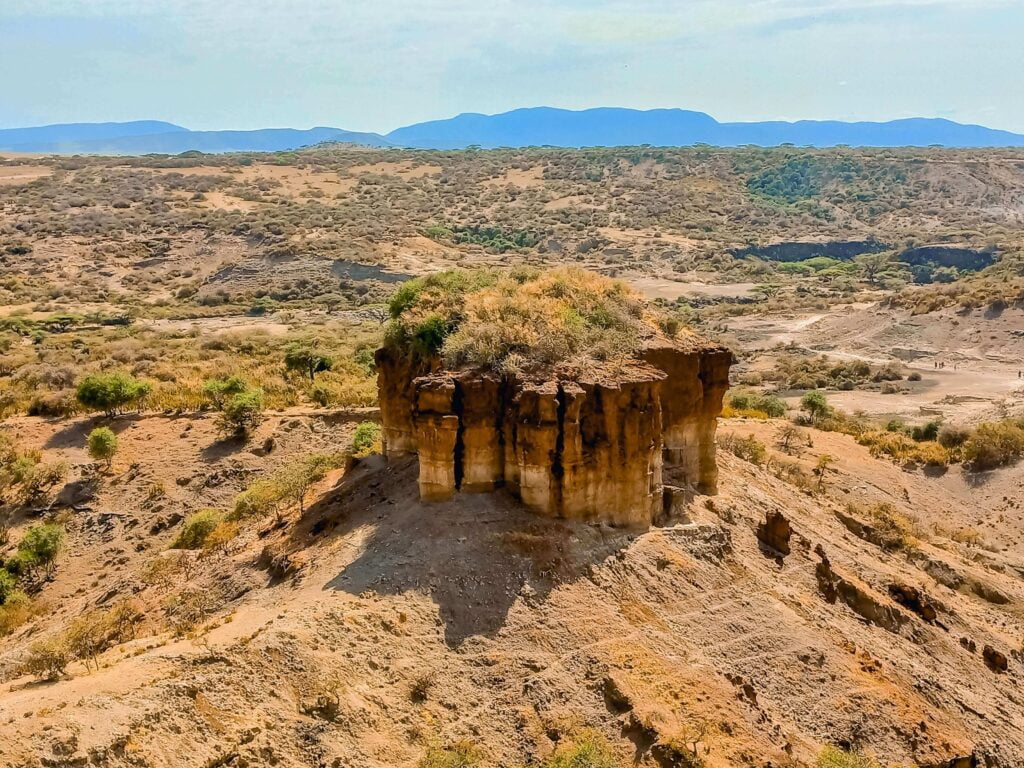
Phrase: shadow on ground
[{"left": 282, "top": 455, "right": 636, "bottom": 647}]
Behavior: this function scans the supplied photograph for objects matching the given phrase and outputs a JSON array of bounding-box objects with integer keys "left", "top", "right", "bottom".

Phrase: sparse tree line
[
  {"left": 16, "top": 339, "right": 345, "bottom": 428},
  {"left": 723, "top": 387, "right": 1024, "bottom": 475}
]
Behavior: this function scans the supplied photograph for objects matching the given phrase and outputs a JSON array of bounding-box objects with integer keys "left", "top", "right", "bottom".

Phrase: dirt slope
[{"left": 1, "top": 414, "right": 1022, "bottom": 768}]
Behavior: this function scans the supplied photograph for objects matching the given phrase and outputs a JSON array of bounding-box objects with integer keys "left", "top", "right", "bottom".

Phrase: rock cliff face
[{"left": 375, "top": 339, "right": 731, "bottom": 527}]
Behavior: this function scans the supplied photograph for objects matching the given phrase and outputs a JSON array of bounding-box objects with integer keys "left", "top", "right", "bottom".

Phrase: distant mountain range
[
  {"left": 0, "top": 122, "right": 390, "bottom": 154},
  {"left": 4, "top": 108, "right": 1024, "bottom": 154}
]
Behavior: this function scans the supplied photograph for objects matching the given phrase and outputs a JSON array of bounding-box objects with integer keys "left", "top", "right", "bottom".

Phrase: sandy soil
[
  {"left": 483, "top": 166, "right": 546, "bottom": 188},
  {"left": 1, "top": 415, "right": 1022, "bottom": 767},
  {"left": 728, "top": 303, "right": 1024, "bottom": 425},
  {"left": 0, "top": 165, "right": 52, "bottom": 184},
  {"left": 196, "top": 191, "right": 261, "bottom": 211},
  {"left": 347, "top": 162, "right": 441, "bottom": 179},
  {"left": 630, "top": 275, "right": 757, "bottom": 300},
  {"left": 543, "top": 195, "right": 596, "bottom": 211}
]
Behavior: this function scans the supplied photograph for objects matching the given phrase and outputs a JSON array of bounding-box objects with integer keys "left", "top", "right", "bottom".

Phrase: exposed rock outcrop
[
  {"left": 757, "top": 510, "right": 792, "bottom": 557},
  {"left": 374, "top": 345, "right": 441, "bottom": 457},
  {"left": 375, "top": 337, "right": 732, "bottom": 527}
]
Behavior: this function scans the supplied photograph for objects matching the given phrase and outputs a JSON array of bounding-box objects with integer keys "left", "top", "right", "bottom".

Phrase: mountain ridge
[{"left": 4, "top": 108, "right": 1024, "bottom": 154}]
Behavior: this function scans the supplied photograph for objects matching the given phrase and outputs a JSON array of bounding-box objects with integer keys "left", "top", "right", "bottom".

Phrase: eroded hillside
[
  {"left": 0, "top": 411, "right": 1021, "bottom": 767},
  {"left": 1, "top": 147, "right": 1023, "bottom": 768}
]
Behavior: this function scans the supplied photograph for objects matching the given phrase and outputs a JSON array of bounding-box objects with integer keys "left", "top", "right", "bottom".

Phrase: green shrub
[
  {"left": 386, "top": 268, "right": 667, "bottom": 371},
  {"left": 752, "top": 394, "right": 787, "bottom": 418},
  {"left": 17, "top": 523, "right": 64, "bottom": 575},
  {"left": 961, "top": 420, "right": 1024, "bottom": 471},
  {"left": 859, "top": 502, "right": 919, "bottom": 551},
  {"left": 816, "top": 745, "right": 882, "bottom": 768},
  {"left": 217, "top": 388, "right": 264, "bottom": 436},
  {"left": 284, "top": 343, "right": 333, "bottom": 381},
  {"left": 230, "top": 478, "right": 284, "bottom": 520},
  {"left": 0, "top": 590, "right": 32, "bottom": 636},
  {"left": 910, "top": 420, "right": 941, "bottom": 442},
  {"left": 937, "top": 425, "right": 972, "bottom": 448},
  {"left": 0, "top": 434, "right": 66, "bottom": 507},
  {"left": 543, "top": 729, "right": 618, "bottom": 768},
  {"left": 76, "top": 372, "right": 151, "bottom": 416},
  {"left": 171, "top": 509, "right": 223, "bottom": 549},
  {"left": 3, "top": 550, "right": 39, "bottom": 577},
  {"left": 719, "top": 433, "right": 768, "bottom": 466},
  {"left": 418, "top": 741, "right": 481, "bottom": 768},
  {"left": 351, "top": 421, "right": 382, "bottom": 458},
  {"left": 728, "top": 391, "right": 786, "bottom": 418},
  {"left": 274, "top": 453, "right": 342, "bottom": 514},
  {"left": 0, "top": 569, "right": 18, "bottom": 604},
  {"left": 21, "top": 635, "right": 70, "bottom": 680},
  {"left": 231, "top": 452, "right": 343, "bottom": 519},
  {"left": 202, "top": 520, "right": 240, "bottom": 553},
  {"left": 87, "top": 426, "right": 118, "bottom": 469},
  {"left": 857, "top": 430, "right": 949, "bottom": 468},
  {"left": 800, "top": 391, "right": 832, "bottom": 422},
  {"left": 202, "top": 375, "right": 249, "bottom": 409}
]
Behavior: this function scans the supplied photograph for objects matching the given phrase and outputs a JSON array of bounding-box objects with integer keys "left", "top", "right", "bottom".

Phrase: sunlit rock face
[{"left": 375, "top": 339, "right": 731, "bottom": 527}]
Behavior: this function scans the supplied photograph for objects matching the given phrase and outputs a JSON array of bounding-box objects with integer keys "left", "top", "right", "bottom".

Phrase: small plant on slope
[{"left": 87, "top": 426, "right": 118, "bottom": 470}]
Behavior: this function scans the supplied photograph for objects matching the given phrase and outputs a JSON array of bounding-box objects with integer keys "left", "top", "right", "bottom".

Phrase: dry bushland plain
[{"left": 0, "top": 145, "right": 1023, "bottom": 768}]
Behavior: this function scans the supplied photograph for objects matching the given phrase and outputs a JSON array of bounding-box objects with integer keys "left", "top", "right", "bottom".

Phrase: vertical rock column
[
  {"left": 455, "top": 372, "right": 505, "bottom": 493},
  {"left": 696, "top": 349, "right": 732, "bottom": 494},
  {"left": 643, "top": 341, "right": 732, "bottom": 494},
  {"left": 413, "top": 375, "right": 460, "bottom": 502},
  {"left": 642, "top": 342, "right": 705, "bottom": 488},
  {"left": 507, "top": 380, "right": 561, "bottom": 515},
  {"left": 559, "top": 376, "right": 665, "bottom": 527},
  {"left": 374, "top": 347, "right": 439, "bottom": 458}
]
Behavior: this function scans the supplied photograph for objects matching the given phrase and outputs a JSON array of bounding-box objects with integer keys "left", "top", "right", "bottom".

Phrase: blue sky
[{"left": 2, "top": 0, "right": 1023, "bottom": 133}]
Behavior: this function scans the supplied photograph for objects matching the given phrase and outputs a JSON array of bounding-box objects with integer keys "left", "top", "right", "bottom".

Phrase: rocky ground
[{"left": 1, "top": 410, "right": 1022, "bottom": 768}]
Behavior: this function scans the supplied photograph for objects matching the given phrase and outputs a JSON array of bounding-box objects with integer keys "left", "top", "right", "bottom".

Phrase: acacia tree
[
  {"left": 815, "top": 454, "right": 836, "bottom": 490},
  {"left": 800, "top": 391, "right": 832, "bottom": 423},
  {"left": 284, "top": 343, "right": 333, "bottom": 382},
  {"left": 18, "top": 523, "right": 65, "bottom": 577},
  {"left": 779, "top": 424, "right": 804, "bottom": 453},
  {"left": 217, "top": 389, "right": 265, "bottom": 437},
  {"left": 202, "top": 376, "right": 248, "bottom": 410}
]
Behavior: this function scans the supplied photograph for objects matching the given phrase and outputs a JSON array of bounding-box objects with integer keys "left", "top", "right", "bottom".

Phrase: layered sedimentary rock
[
  {"left": 642, "top": 339, "right": 732, "bottom": 494},
  {"left": 375, "top": 338, "right": 731, "bottom": 527},
  {"left": 374, "top": 346, "right": 441, "bottom": 457}
]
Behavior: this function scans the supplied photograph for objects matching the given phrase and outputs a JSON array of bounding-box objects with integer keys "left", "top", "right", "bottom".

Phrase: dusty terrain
[
  {"left": 1, "top": 146, "right": 1023, "bottom": 767},
  {"left": 0, "top": 411, "right": 1022, "bottom": 767},
  {"left": 727, "top": 305, "right": 1024, "bottom": 427}
]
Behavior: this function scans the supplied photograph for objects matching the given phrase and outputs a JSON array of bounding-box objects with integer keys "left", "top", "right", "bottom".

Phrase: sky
[{"left": 2, "top": 0, "right": 1023, "bottom": 133}]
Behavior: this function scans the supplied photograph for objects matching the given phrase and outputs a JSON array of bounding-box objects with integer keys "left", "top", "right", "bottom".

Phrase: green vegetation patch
[
  {"left": 386, "top": 267, "right": 674, "bottom": 372},
  {"left": 424, "top": 224, "right": 541, "bottom": 253},
  {"left": 746, "top": 156, "right": 863, "bottom": 203}
]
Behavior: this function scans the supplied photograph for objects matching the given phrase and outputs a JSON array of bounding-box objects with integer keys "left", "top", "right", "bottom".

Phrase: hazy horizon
[
  {"left": 5, "top": 104, "right": 1024, "bottom": 137},
  {"left": 3, "top": 1, "right": 1023, "bottom": 134}
]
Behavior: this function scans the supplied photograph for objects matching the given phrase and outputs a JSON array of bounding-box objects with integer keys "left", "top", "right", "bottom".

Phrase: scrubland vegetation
[
  {"left": 1, "top": 145, "right": 1023, "bottom": 767},
  {"left": 722, "top": 385, "right": 1024, "bottom": 475},
  {"left": 0, "top": 321, "right": 379, "bottom": 419},
  {"left": 385, "top": 267, "right": 670, "bottom": 371}
]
